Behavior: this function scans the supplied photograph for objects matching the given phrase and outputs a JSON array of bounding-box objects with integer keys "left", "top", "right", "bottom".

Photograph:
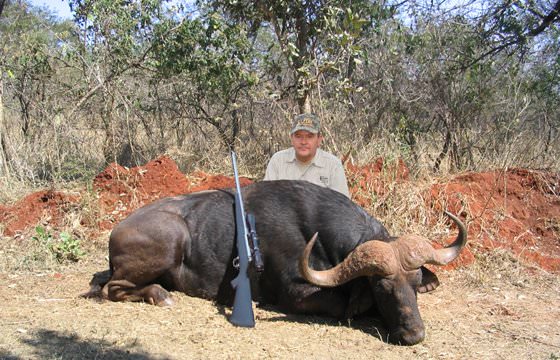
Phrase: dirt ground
[
  {"left": 1, "top": 257, "right": 558, "bottom": 360},
  {"left": 1, "top": 156, "right": 559, "bottom": 359}
]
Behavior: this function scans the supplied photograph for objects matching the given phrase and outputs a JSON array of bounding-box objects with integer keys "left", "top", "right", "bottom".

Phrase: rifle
[{"left": 229, "top": 151, "right": 264, "bottom": 327}]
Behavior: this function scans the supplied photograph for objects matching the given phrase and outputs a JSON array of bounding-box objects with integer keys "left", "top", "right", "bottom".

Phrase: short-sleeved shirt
[{"left": 264, "top": 147, "right": 350, "bottom": 198}]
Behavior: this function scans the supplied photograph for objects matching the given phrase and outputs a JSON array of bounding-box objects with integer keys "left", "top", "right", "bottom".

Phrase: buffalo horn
[
  {"left": 299, "top": 233, "right": 398, "bottom": 287},
  {"left": 426, "top": 211, "right": 468, "bottom": 265}
]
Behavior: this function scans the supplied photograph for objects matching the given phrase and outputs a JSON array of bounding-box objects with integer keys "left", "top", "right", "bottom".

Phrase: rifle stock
[
  {"left": 229, "top": 151, "right": 255, "bottom": 327},
  {"left": 229, "top": 254, "right": 254, "bottom": 327}
]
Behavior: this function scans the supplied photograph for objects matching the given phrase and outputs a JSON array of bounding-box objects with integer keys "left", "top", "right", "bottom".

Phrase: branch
[
  {"left": 65, "top": 81, "right": 104, "bottom": 119},
  {"left": 527, "top": 0, "right": 560, "bottom": 37},
  {"left": 462, "top": 0, "right": 560, "bottom": 70}
]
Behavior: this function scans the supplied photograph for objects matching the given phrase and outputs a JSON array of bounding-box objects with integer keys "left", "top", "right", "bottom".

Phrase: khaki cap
[{"left": 291, "top": 113, "right": 320, "bottom": 135}]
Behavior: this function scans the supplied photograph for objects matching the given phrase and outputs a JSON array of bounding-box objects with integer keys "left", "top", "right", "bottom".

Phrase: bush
[{"left": 32, "top": 226, "right": 86, "bottom": 263}]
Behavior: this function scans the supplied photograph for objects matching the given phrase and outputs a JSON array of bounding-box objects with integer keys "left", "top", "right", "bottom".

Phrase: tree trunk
[
  {"left": 299, "top": 93, "right": 311, "bottom": 114},
  {"left": 0, "top": 73, "right": 10, "bottom": 177}
]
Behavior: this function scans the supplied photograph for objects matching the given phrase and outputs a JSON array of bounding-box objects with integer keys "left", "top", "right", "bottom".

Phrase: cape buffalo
[{"left": 83, "top": 180, "right": 467, "bottom": 345}]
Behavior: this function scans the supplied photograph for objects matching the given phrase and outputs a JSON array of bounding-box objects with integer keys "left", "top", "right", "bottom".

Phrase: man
[{"left": 264, "top": 113, "right": 350, "bottom": 198}]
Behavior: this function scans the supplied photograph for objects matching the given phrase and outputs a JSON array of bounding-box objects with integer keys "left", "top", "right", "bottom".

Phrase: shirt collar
[{"left": 287, "top": 148, "right": 326, "bottom": 168}]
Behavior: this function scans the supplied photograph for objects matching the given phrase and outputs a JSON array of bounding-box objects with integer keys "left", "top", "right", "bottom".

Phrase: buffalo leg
[
  {"left": 106, "top": 212, "right": 190, "bottom": 306},
  {"left": 107, "top": 279, "right": 174, "bottom": 306},
  {"left": 80, "top": 270, "right": 112, "bottom": 299},
  {"left": 289, "top": 288, "right": 347, "bottom": 319}
]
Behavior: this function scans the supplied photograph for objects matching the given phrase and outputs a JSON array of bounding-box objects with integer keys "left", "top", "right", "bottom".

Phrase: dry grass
[
  {"left": 0, "top": 249, "right": 558, "bottom": 360},
  {"left": 0, "top": 177, "right": 38, "bottom": 204},
  {"left": 3, "top": 99, "right": 560, "bottom": 185}
]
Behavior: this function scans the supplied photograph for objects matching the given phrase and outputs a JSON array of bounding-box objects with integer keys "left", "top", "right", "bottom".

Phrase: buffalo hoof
[
  {"left": 80, "top": 287, "right": 101, "bottom": 299},
  {"left": 154, "top": 296, "right": 174, "bottom": 307},
  {"left": 145, "top": 284, "right": 174, "bottom": 306}
]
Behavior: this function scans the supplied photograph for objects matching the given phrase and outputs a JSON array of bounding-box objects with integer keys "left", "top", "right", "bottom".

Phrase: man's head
[{"left": 290, "top": 113, "right": 323, "bottom": 163}]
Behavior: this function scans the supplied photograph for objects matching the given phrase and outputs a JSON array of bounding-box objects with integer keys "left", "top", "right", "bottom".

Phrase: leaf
[{"left": 35, "top": 226, "right": 46, "bottom": 238}]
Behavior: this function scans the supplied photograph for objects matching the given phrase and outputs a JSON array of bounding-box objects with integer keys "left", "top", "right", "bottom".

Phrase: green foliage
[
  {"left": 210, "top": 0, "right": 391, "bottom": 110},
  {"left": 153, "top": 11, "right": 257, "bottom": 95},
  {"left": 70, "top": 0, "right": 165, "bottom": 70},
  {"left": 32, "top": 226, "right": 85, "bottom": 263}
]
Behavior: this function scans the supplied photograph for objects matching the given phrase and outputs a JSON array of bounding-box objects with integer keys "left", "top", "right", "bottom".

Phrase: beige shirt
[{"left": 264, "top": 148, "right": 350, "bottom": 198}]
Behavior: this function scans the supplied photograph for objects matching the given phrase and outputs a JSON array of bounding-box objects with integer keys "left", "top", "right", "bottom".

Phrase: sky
[{"left": 28, "top": 0, "right": 73, "bottom": 19}]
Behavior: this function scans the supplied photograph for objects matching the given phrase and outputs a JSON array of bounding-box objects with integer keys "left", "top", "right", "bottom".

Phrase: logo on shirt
[{"left": 319, "top": 176, "right": 329, "bottom": 185}]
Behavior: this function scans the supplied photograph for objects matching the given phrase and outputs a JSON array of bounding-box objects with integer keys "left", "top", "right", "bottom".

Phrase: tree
[
  {"left": 68, "top": 0, "right": 172, "bottom": 165},
  {"left": 209, "top": 0, "right": 396, "bottom": 113},
  {"left": 470, "top": 0, "right": 559, "bottom": 64},
  {"left": 66, "top": 0, "right": 260, "bottom": 158},
  {"left": 0, "top": 0, "right": 8, "bottom": 176},
  {"left": 151, "top": 9, "right": 258, "bottom": 150},
  {"left": 0, "top": 0, "right": 76, "bottom": 178}
]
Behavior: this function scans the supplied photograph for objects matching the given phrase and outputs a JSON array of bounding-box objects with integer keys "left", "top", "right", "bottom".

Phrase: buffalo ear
[{"left": 417, "top": 266, "right": 440, "bottom": 293}]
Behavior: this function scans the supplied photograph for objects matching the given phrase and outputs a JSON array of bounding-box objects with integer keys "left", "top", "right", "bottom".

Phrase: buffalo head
[{"left": 299, "top": 211, "right": 467, "bottom": 345}]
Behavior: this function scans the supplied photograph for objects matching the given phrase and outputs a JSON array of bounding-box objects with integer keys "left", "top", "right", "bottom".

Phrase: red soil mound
[
  {"left": 0, "top": 156, "right": 252, "bottom": 234},
  {"left": 187, "top": 170, "right": 253, "bottom": 193},
  {"left": 430, "top": 168, "right": 560, "bottom": 271},
  {"left": 93, "top": 156, "right": 252, "bottom": 229},
  {"left": 93, "top": 156, "right": 191, "bottom": 229},
  {"left": 0, "top": 190, "right": 79, "bottom": 236},
  {"left": 1, "top": 156, "right": 558, "bottom": 273},
  {"left": 346, "top": 158, "right": 409, "bottom": 208}
]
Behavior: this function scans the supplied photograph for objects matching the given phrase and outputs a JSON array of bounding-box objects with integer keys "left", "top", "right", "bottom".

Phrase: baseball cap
[{"left": 290, "top": 113, "right": 320, "bottom": 135}]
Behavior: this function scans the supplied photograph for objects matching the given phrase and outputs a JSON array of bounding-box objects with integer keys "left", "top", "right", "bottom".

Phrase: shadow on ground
[
  {"left": 4, "top": 329, "right": 167, "bottom": 360},
  {"left": 256, "top": 304, "right": 389, "bottom": 343}
]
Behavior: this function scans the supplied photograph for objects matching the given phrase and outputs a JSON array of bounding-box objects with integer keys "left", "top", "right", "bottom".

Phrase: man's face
[{"left": 291, "top": 130, "right": 322, "bottom": 163}]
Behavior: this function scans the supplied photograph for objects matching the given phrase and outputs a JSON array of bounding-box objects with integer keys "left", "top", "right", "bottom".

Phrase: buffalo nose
[{"left": 389, "top": 326, "right": 425, "bottom": 346}]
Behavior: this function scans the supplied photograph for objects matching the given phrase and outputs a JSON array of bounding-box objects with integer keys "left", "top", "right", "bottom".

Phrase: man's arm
[
  {"left": 330, "top": 162, "right": 350, "bottom": 198},
  {"left": 263, "top": 154, "right": 279, "bottom": 181}
]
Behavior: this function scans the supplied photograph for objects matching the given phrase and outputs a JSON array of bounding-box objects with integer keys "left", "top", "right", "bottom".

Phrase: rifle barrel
[
  {"left": 231, "top": 151, "right": 252, "bottom": 261},
  {"left": 229, "top": 151, "right": 255, "bottom": 328}
]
